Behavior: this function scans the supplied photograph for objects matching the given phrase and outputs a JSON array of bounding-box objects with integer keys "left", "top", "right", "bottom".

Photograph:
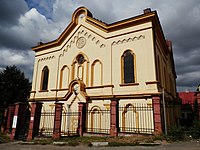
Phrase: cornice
[{"left": 32, "top": 7, "right": 159, "bottom": 52}]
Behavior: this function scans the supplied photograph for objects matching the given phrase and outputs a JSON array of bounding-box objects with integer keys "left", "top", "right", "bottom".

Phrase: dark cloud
[
  {"left": 0, "top": 0, "right": 28, "bottom": 26},
  {"left": 0, "top": 26, "right": 37, "bottom": 50},
  {"left": 155, "top": 0, "right": 200, "bottom": 91},
  {"left": 177, "top": 72, "right": 200, "bottom": 87}
]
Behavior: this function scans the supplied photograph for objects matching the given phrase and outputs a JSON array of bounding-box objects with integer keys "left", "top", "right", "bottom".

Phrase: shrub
[
  {"left": 189, "top": 120, "right": 200, "bottom": 139},
  {"left": 168, "top": 127, "right": 186, "bottom": 141}
]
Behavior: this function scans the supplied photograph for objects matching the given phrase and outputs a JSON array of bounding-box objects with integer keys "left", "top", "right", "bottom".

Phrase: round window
[{"left": 77, "top": 54, "right": 85, "bottom": 64}]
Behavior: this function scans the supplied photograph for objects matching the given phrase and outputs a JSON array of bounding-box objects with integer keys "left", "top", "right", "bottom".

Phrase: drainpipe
[{"left": 163, "top": 88, "right": 167, "bottom": 135}]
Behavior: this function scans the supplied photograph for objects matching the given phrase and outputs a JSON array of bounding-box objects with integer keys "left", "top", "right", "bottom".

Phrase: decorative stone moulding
[
  {"left": 39, "top": 56, "right": 55, "bottom": 61},
  {"left": 76, "top": 37, "right": 86, "bottom": 49}
]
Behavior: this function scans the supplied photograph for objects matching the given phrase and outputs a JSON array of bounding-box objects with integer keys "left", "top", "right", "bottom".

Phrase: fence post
[
  {"left": 27, "top": 102, "right": 43, "bottom": 141},
  {"left": 52, "top": 102, "right": 63, "bottom": 140},
  {"left": 3, "top": 105, "right": 15, "bottom": 134},
  {"left": 196, "top": 92, "right": 200, "bottom": 120},
  {"left": 10, "top": 103, "right": 27, "bottom": 140},
  {"left": 1, "top": 108, "right": 7, "bottom": 133},
  {"left": 152, "top": 96, "right": 162, "bottom": 134},
  {"left": 110, "top": 98, "right": 119, "bottom": 136},
  {"left": 78, "top": 102, "right": 87, "bottom": 136}
]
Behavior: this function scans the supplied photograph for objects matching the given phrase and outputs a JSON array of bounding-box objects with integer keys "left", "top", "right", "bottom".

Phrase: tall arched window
[
  {"left": 71, "top": 53, "right": 89, "bottom": 85},
  {"left": 60, "top": 65, "right": 70, "bottom": 89},
  {"left": 91, "top": 60, "right": 103, "bottom": 86},
  {"left": 41, "top": 66, "right": 49, "bottom": 90},
  {"left": 122, "top": 50, "right": 135, "bottom": 83}
]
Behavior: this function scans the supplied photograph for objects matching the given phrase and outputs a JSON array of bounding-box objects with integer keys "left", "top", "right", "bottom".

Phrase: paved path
[{"left": 0, "top": 140, "right": 199, "bottom": 150}]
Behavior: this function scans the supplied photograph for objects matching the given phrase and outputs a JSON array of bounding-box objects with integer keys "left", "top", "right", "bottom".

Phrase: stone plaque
[
  {"left": 12, "top": 116, "right": 18, "bottom": 128},
  {"left": 76, "top": 37, "right": 86, "bottom": 49}
]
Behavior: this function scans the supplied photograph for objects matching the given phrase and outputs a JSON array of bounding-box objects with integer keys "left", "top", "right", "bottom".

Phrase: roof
[
  {"left": 32, "top": 7, "right": 169, "bottom": 54},
  {"left": 178, "top": 92, "right": 196, "bottom": 104}
]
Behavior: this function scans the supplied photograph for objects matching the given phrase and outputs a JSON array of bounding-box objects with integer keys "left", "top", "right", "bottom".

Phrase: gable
[{"left": 32, "top": 7, "right": 167, "bottom": 54}]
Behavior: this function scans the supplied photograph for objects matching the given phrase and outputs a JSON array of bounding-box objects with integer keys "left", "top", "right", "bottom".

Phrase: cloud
[
  {"left": 0, "top": 48, "right": 35, "bottom": 80},
  {"left": 177, "top": 71, "right": 200, "bottom": 92},
  {"left": 0, "top": 0, "right": 199, "bottom": 91},
  {"left": 0, "top": 0, "right": 28, "bottom": 26},
  {"left": 25, "top": 0, "right": 54, "bottom": 19}
]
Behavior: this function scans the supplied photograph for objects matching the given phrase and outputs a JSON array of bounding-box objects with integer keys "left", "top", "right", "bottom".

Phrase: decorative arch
[
  {"left": 40, "top": 66, "right": 49, "bottom": 90},
  {"left": 90, "top": 105, "right": 102, "bottom": 113},
  {"left": 89, "top": 106, "right": 102, "bottom": 133},
  {"left": 72, "top": 7, "right": 92, "bottom": 24},
  {"left": 91, "top": 59, "right": 103, "bottom": 86},
  {"left": 72, "top": 52, "right": 89, "bottom": 64},
  {"left": 71, "top": 52, "right": 89, "bottom": 85},
  {"left": 60, "top": 65, "right": 70, "bottom": 89},
  {"left": 121, "top": 50, "right": 136, "bottom": 84},
  {"left": 122, "top": 103, "right": 139, "bottom": 132}
]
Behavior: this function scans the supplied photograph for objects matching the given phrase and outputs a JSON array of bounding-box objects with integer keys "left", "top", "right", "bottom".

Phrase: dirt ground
[{"left": 0, "top": 140, "right": 200, "bottom": 150}]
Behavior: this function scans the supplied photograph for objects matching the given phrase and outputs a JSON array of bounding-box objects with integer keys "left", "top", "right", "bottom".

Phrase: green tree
[{"left": 0, "top": 65, "right": 31, "bottom": 109}]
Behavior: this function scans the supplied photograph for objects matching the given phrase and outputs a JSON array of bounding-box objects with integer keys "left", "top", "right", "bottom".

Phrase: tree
[{"left": 0, "top": 65, "right": 31, "bottom": 109}]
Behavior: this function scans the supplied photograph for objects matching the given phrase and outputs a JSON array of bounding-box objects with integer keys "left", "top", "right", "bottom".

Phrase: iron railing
[
  {"left": 39, "top": 111, "right": 54, "bottom": 137},
  {"left": 61, "top": 111, "right": 79, "bottom": 136},
  {"left": 119, "top": 103, "right": 154, "bottom": 134},
  {"left": 86, "top": 108, "right": 110, "bottom": 134}
]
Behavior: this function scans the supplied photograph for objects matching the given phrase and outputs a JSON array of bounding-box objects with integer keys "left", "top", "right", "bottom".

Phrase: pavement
[{"left": 0, "top": 140, "right": 200, "bottom": 150}]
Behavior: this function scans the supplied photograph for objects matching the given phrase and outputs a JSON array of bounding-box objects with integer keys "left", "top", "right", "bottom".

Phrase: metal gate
[
  {"left": 86, "top": 108, "right": 110, "bottom": 134},
  {"left": 39, "top": 111, "right": 54, "bottom": 137},
  {"left": 119, "top": 103, "right": 154, "bottom": 134}
]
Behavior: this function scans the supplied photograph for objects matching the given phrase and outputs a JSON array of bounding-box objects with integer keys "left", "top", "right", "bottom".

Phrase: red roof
[{"left": 178, "top": 92, "right": 196, "bottom": 104}]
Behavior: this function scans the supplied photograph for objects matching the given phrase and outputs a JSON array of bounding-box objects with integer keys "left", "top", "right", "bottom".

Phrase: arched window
[
  {"left": 60, "top": 65, "right": 70, "bottom": 89},
  {"left": 122, "top": 104, "right": 139, "bottom": 132},
  {"left": 41, "top": 66, "right": 49, "bottom": 90},
  {"left": 71, "top": 53, "right": 89, "bottom": 85},
  {"left": 91, "top": 60, "right": 103, "bottom": 86},
  {"left": 122, "top": 50, "right": 135, "bottom": 83}
]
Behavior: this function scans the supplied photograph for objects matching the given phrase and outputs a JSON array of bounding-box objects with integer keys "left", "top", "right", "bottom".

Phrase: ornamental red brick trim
[
  {"left": 10, "top": 103, "right": 27, "bottom": 140},
  {"left": 27, "top": 102, "right": 43, "bottom": 141},
  {"left": 52, "top": 102, "right": 63, "bottom": 140},
  {"left": 110, "top": 99, "right": 119, "bottom": 137},
  {"left": 152, "top": 96, "right": 162, "bottom": 134},
  {"left": 3, "top": 105, "right": 15, "bottom": 134},
  {"left": 78, "top": 102, "right": 87, "bottom": 136}
]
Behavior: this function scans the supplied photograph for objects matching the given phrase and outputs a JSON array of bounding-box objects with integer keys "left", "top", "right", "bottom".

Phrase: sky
[{"left": 0, "top": 0, "right": 199, "bottom": 92}]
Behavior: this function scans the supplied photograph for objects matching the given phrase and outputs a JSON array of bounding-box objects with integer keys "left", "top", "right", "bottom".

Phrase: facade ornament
[{"left": 76, "top": 37, "right": 86, "bottom": 49}]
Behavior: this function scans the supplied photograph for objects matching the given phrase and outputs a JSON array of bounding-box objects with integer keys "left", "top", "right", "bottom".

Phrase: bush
[
  {"left": 168, "top": 121, "right": 200, "bottom": 141},
  {"left": 189, "top": 120, "right": 200, "bottom": 139},
  {"left": 0, "top": 132, "right": 10, "bottom": 143},
  {"left": 168, "top": 127, "right": 186, "bottom": 141}
]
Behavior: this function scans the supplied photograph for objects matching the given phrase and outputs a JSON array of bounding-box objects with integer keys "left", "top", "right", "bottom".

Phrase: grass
[
  {"left": 58, "top": 134, "right": 160, "bottom": 146},
  {"left": 2, "top": 124, "right": 200, "bottom": 147},
  {"left": 0, "top": 132, "right": 164, "bottom": 146},
  {"left": 0, "top": 132, "right": 11, "bottom": 144}
]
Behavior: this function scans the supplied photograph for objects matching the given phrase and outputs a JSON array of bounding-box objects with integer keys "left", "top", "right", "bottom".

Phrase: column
[
  {"left": 152, "top": 96, "right": 162, "bottom": 134},
  {"left": 10, "top": 103, "right": 27, "bottom": 140},
  {"left": 78, "top": 102, "right": 86, "bottom": 136},
  {"left": 110, "top": 98, "right": 119, "bottom": 137},
  {"left": 27, "top": 102, "right": 43, "bottom": 141},
  {"left": 4, "top": 105, "right": 15, "bottom": 134},
  {"left": 52, "top": 102, "right": 63, "bottom": 140}
]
